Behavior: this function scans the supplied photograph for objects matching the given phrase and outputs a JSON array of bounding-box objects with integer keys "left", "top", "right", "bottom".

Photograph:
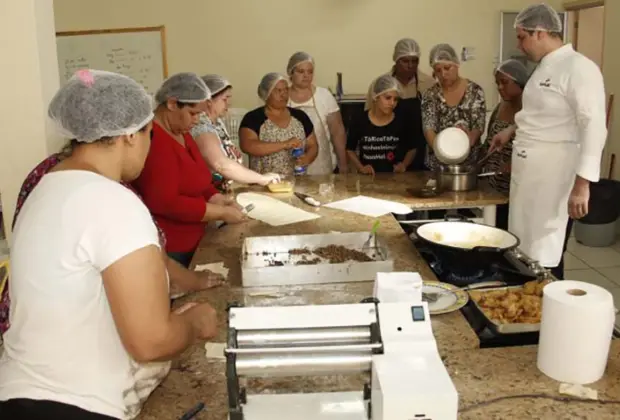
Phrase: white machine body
[
  {"left": 225, "top": 272, "right": 458, "bottom": 420},
  {"left": 370, "top": 302, "right": 458, "bottom": 420}
]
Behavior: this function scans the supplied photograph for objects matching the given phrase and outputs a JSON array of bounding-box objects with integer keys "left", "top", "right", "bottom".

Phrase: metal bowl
[{"left": 436, "top": 164, "right": 478, "bottom": 192}]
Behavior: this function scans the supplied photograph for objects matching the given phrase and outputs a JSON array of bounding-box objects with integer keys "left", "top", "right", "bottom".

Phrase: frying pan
[
  {"left": 413, "top": 217, "right": 520, "bottom": 271},
  {"left": 415, "top": 219, "right": 519, "bottom": 252}
]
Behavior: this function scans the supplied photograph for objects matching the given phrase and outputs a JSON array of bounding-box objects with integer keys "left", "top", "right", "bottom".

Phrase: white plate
[
  {"left": 422, "top": 281, "right": 469, "bottom": 315},
  {"left": 434, "top": 127, "right": 470, "bottom": 164}
]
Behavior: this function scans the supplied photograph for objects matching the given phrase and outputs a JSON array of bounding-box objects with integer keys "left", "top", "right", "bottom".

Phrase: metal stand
[
  {"left": 226, "top": 302, "right": 245, "bottom": 420},
  {"left": 360, "top": 297, "right": 383, "bottom": 419}
]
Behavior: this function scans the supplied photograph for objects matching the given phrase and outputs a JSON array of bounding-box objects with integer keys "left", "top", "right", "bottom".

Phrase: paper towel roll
[{"left": 537, "top": 280, "right": 615, "bottom": 384}]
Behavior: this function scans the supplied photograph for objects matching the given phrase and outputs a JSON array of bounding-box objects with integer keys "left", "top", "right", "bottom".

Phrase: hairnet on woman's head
[
  {"left": 495, "top": 59, "right": 531, "bottom": 88},
  {"left": 366, "top": 74, "right": 400, "bottom": 104},
  {"left": 514, "top": 3, "right": 563, "bottom": 33},
  {"left": 154, "top": 72, "right": 211, "bottom": 105},
  {"left": 201, "top": 74, "right": 231, "bottom": 97},
  {"left": 48, "top": 69, "right": 154, "bottom": 143},
  {"left": 287, "top": 52, "right": 314, "bottom": 75},
  {"left": 429, "top": 44, "right": 460, "bottom": 67},
  {"left": 257, "top": 72, "right": 288, "bottom": 102},
  {"left": 393, "top": 38, "right": 421, "bottom": 62}
]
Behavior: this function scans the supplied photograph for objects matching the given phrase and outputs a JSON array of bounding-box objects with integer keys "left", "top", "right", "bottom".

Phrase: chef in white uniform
[{"left": 490, "top": 3, "right": 607, "bottom": 278}]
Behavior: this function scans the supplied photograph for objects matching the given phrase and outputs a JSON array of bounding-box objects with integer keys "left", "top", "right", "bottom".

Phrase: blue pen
[{"left": 179, "top": 402, "right": 205, "bottom": 420}]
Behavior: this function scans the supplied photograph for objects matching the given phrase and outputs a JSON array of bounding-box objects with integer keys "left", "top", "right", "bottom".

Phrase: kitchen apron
[
  {"left": 509, "top": 139, "right": 579, "bottom": 267},
  {"left": 394, "top": 96, "right": 426, "bottom": 171}
]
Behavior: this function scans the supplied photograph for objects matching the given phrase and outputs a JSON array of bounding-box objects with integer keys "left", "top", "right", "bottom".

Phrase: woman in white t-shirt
[
  {"left": 0, "top": 70, "right": 218, "bottom": 420},
  {"left": 287, "top": 52, "right": 348, "bottom": 174}
]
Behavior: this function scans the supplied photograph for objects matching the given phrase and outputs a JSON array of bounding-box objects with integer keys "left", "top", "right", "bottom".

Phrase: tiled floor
[{"left": 564, "top": 235, "right": 620, "bottom": 330}]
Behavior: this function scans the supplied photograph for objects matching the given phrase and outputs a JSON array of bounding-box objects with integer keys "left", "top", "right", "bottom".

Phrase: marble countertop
[
  {"left": 136, "top": 174, "right": 537, "bottom": 419},
  {"left": 138, "top": 342, "right": 620, "bottom": 419},
  {"left": 229, "top": 172, "right": 508, "bottom": 210},
  {"left": 187, "top": 200, "right": 477, "bottom": 352}
]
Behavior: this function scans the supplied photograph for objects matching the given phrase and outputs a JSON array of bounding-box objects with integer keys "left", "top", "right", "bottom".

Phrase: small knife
[
  {"left": 241, "top": 204, "right": 255, "bottom": 214},
  {"left": 294, "top": 192, "right": 321, "bottom": 207}
]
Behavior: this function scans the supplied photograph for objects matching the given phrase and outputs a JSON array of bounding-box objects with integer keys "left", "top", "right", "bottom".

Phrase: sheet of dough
[
  {"left": 194, "top": 262, "right": 229, "bottom": 277},
  {"left": 236, "top": 192, "right": 320, "bottom": 226},
  {"left": 205, "top": 342, "right": 226, "bottom": 360},
  {"left": 324, "top": 195, "right": 412, "bottom": 217}
]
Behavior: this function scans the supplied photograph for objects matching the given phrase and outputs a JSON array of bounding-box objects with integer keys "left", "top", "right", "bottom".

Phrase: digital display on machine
[{"left": 411, "top": 305, "right": 425, "bottom": 322}]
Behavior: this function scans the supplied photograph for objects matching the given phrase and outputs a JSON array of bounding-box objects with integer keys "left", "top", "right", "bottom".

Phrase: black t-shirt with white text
[{"left": 346, "top": 111, "right": 420, "bottom": 173}]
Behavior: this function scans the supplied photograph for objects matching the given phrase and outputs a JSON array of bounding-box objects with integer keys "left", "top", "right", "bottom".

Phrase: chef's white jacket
[{"left": 514, "top": 44, "right": 607, "bottom": 182}]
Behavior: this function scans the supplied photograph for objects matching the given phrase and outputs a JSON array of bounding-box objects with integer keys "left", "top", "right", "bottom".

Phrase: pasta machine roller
[{"left": 224, "top": 272, "right": 458, "bottom": 420}]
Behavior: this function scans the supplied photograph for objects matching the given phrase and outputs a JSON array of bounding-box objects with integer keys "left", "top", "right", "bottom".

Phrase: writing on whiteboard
[{"left": 56, "top": 30, "right": 165, "bottom": 96}]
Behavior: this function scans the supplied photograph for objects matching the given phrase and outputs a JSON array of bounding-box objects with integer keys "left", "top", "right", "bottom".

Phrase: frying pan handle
[
  {"left": 443, "top": 214, "right": 472, "bottom": 223},
  {"left": 410, "top": 223, "right": 421, "bottom": 240},
  {"left": 490, "top": 263, "right": 538, "bottom": 282},
  {"left": 472, "top": 246, "right": 503, "bottom": 253},
  {"left": 465, "top": 281, "right": 506, "bottom": 290}
]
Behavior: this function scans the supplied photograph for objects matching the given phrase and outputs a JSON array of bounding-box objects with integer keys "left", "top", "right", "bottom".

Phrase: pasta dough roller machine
[{"left": 224, "top": 272, "right": 458, "bottom": 420}]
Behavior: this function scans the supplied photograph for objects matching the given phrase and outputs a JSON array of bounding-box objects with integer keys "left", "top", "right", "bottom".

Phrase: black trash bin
[{"left": 574, "top": 179, "right": 620, "bottom": 247}]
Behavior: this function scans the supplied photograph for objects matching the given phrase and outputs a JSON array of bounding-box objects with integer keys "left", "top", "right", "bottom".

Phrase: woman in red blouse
[{"left": 133, "top": 73, "right": 246, "bottom": 267}]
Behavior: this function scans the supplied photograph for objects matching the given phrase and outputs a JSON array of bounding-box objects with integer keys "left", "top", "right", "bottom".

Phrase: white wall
[
  {"left": 53, "top": 0, "right": 565, "bottom": 111},
  {"left": 575, "top": 6, "right": 604, "bottom": 68},
  {"left": 0, "top": 0, "right": 61, "bottom": 240}
]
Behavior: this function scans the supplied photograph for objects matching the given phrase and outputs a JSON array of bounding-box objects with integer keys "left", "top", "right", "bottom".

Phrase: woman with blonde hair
[
  {"left": 287, "top": 52, "right": 348, "bottom": 174},
  {"left": 191, "top": 74, "right": 281, "bottom": 191}
]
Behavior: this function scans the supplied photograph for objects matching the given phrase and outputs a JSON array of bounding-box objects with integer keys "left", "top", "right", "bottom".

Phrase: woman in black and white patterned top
[
  {"left": 421, "top": 44, "right": 487, "bottom": 170},
  {"left": 482, "top": 59, "right": 530, "bottom": 229}
]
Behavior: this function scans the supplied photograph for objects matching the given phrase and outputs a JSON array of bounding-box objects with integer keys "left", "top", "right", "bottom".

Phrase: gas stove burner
[
  {"left": 445, "top": 269, "right": 486, "bottom": 284},
  {"left": 421, "top": 248, "right": 490, "bottom": 285}
]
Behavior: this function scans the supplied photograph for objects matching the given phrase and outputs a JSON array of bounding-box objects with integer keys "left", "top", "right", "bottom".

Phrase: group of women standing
[
  {"left": 0, "top": 38, "right": 532, "bottom": 419},
  {"left": 352, "top": 39, "right": 530, "bottom": 230}
]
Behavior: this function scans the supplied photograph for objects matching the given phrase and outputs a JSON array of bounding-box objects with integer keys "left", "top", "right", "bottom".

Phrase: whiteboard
[{"left": 56, "top": 27, "right": 168, "bottom": 96}]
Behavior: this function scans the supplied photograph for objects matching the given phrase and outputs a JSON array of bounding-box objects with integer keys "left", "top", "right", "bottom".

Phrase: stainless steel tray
[
  {"left": 240, "top": 232, "right": 393, "bottom": 287},
  {"left": 468, "top": 284, "right": 548, "bottom": 334}
]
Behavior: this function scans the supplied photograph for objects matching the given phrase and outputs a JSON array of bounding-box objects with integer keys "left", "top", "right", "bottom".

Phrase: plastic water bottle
[
  {"left": 292, "top": 147, "right": 306, "bottom": 175},
  {"left": 291, "top": 147, "right": 304, "bottom": 159}
]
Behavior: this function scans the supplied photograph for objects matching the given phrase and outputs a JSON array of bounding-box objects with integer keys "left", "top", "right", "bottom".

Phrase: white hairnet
[
  {"left": 366, "top": 74, "right": 400, "bottom": 104},
  {"left": 287, "top": 52, "right": 314, "bottom": 75},
  {"left": 257, "top": 72, "right": 288, "bottom": 102},
  {"left": 514, "top": 3, "right": 563, "bottom": 33},
  {"left": 201, "top": 74, "right": 231, "bottom": 97},
  {"left": 495, "top": 59, "right": 531, "bottom": 88},
  {"left": 154, "top": 72, "right": 211, "bottom": 105},
  {"left": 393, "top": 38, "right": 421, "bottom": 62},
  {"left": 48, "top": 69, "right": 154, "bottom": 143},
  {"left": 429, "top": 44, "right": 460, "bottom": 67}
]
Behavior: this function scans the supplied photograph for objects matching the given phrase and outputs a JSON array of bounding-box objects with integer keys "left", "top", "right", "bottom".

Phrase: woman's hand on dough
[{"left": 259, "top": 173, "right": 281, "bottom": 185}]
